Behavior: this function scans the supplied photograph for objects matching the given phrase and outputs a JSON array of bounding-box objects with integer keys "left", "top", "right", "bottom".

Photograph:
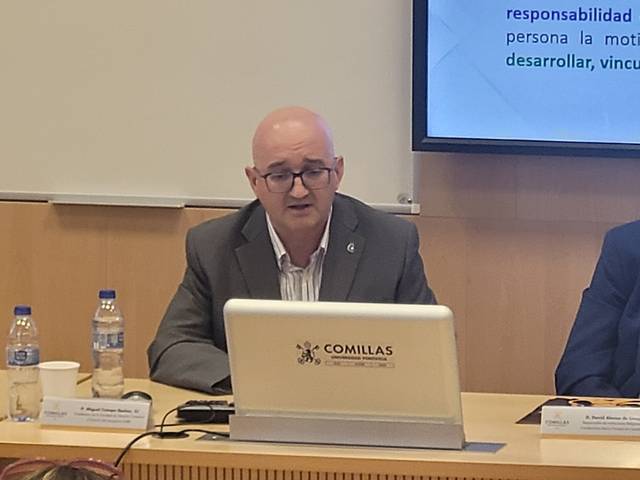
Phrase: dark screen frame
[{"left": 411, "top": 0, "right": 640, "bottom": 158}]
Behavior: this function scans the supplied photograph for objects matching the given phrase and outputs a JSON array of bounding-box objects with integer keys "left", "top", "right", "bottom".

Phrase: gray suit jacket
[{"left": 147, "top": 193, "right": 436, "bottom": 392}]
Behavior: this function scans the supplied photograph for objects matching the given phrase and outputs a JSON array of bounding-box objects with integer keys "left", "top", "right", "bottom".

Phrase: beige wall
[{"left": 1, "top": 152, "right": 638, "bottom": 394}]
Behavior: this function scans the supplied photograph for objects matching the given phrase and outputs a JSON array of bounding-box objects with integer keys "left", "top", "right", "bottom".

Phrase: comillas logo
[
  {"left": 323, "top": 344, "right": 393, "bottom": 356},
  {"left": 296, "top": 340, "right": 395, "bottom": 368},
  {"left": 544, "top": 411, "right": 570, "bottom": 427},
  {"left": 296, "top": 341, "right": 321, "bottom": 365}
]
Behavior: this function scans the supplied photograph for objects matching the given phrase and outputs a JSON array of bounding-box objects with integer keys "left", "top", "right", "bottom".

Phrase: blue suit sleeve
[{"left": 555, "top": 229, "right": 632, "bottom": 397}]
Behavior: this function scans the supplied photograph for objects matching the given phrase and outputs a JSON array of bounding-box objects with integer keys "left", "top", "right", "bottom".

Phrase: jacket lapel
[
  {"left": 235, "top": 206, "right": 281, "bottom": 299},
  {"left": 319, "top": 196, "right": 364, "bottom": 301}
]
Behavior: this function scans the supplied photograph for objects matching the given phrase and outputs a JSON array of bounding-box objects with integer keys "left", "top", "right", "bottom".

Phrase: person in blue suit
[{"left": 556, "top": 220, "right": 640, "bottom": 398}]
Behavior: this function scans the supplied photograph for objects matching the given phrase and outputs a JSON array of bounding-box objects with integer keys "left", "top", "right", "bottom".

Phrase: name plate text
[
  {"left": 541, "top": 405, "right": 640, "bottom": 437},
  {"left": 41, "top": 396, "right": 152, "bottom": 430}
]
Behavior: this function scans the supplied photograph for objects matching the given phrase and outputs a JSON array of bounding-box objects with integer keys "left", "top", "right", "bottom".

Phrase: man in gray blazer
[{"left": 148, "top": 106, "right": 436, "bottom": 393}]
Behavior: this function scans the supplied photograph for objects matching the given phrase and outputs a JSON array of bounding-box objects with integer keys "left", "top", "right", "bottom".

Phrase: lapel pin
[{"left": 346, "top": 242, "right": 356, "bottom": 254}]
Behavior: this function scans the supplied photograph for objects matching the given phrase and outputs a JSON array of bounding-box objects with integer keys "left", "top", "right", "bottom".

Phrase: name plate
[
  {"left": 541, "top": 405, "right": 640, "bottom": 437},
  {"left": 41, "top": 396, "right": 152, "bottom": 430}
]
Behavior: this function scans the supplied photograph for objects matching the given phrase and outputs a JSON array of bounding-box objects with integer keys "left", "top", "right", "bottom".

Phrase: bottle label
[
  {"left": 93, "top": 332, "right": 124, "bottom": 350},
  {"left": 7, "top": 348, "right": 40, "bottom": 366}
]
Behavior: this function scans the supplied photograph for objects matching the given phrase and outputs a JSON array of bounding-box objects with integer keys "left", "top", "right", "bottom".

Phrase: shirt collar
[{"left": 266, "top": 207, "right": 332, "bottom": 270}]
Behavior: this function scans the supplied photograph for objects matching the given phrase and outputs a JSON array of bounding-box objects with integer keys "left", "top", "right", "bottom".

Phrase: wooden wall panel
[
  {"left": 418, "top": 153, "right": 517, "bottom": 220},
  {"left": 0, "top": 203, "right": 106, "bottom": 373},
  {"left": 0, "top": 202, "right": 233, "bottom": 378},
  {"left": 415, "top": 151, "right": 637, "bottom": 393},
  {"left": 412, "top": 216, "right": 612, "bottom": 393},
  {"left": 516, "top": 156, "right": 640, "bottom": 223}
]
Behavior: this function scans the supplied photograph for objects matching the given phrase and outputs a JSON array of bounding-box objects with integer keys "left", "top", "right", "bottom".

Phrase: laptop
[{"left": 223, "top": 299, "right": 465, "bottom": 449}]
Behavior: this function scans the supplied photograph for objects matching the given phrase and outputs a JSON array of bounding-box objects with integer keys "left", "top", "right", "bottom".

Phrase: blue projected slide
[{"left": 424, "top": 0, "right": 640, "bottom": 146}]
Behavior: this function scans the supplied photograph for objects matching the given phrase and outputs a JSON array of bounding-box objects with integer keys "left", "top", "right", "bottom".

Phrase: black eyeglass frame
[{"left": 254, "top": 159, "right": 338, "bottom": 193}]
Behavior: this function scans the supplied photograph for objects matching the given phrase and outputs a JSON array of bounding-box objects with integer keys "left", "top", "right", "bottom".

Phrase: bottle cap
[
  {"left": 99, "top": 289, "right": 116, "bottom": 299},
  {"left": 14, "top": 305, "right": 32, "bottom": 316}
]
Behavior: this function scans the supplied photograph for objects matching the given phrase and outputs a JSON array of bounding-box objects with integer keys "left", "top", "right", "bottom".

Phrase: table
[{"left": 2, "top": 378, "right": 640, "bottom": 480}]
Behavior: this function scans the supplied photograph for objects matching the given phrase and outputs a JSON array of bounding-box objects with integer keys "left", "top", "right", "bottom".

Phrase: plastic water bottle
[
  {"left": 6, "top": 305, "right": 41, "bottom": 421},
  {"left": 92, "top": 289, "right": 124, "bottom": 398}
]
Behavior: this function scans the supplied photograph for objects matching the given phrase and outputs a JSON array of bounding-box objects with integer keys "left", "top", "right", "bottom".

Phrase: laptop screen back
[{"left": 224, "top": 299, "right": 463, "bottom": 424}]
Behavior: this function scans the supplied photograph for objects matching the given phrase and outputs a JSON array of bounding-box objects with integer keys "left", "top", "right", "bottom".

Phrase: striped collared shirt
[{"left": 266, "top": 209, "right": 332, "bottom": 301}]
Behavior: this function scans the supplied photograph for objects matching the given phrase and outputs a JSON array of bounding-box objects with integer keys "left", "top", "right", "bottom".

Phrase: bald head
[
  {"left": 251, "top": 106, "right": 335, "bottom": 169},
  {"left": 244, "top": 106, "right": 344, "bottom": 261}
]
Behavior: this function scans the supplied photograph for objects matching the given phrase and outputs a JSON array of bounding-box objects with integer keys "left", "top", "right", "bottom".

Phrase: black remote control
[{"left": 176, "top": 400, "right": 235, "bottom": 423}]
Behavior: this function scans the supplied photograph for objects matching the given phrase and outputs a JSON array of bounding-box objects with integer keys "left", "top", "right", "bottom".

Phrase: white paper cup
[{"left": 39, "top": 361, "right": 80, "bottom": 398}]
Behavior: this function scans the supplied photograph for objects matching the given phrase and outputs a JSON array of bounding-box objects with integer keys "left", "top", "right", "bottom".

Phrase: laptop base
[{"left": 229, "top": 414, "right": 465, "bottom": 449}]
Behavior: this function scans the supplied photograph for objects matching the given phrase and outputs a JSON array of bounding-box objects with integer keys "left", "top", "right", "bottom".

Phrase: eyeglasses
[
  {"left": 256, "top": 162, "right": 337, "bottom": 193},
  {"left": 0, "top": 459, "right": 122, "bottom": 480}
]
